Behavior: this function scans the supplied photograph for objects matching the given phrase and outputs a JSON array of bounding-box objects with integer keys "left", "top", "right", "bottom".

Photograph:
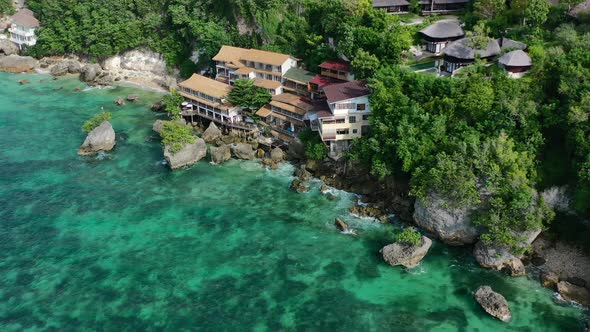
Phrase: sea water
[{"left": 0, "top": 73, "right": 588, "bottom": 331}]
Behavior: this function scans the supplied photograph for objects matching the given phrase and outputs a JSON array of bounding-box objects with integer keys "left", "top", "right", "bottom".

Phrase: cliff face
[
  {"left": 101, "top": 48, "right": 177, "bottom": 90},
  {"left": 413, "top": 194, "right": 481, "bottom": 245}
]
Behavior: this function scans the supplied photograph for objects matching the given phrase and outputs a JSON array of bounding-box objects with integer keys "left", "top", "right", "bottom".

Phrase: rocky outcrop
[
  {"left": 210, "top": 144, "right": 231, "bottom": 164},
  {"left": 230, "top": 143, "right": 255, "bottom": 160},
  {"left": 0, "top": 55, "right": 38, "bottom": 73},
  {"left": 287, "top": 139, "right": 306, "bottom": 160},
  {"left": 80, "top": 64, "right": 103, "bottom": 82},
  {"left": 101, "top": 48, "right": 177, "bottom": 89},
  {"left": 473, "top": 242, "right": 525, "bottom": 277},
  {"left": 295, "top": 165, "right": 313, "bottom": 181},
  {"left": 540, "top": 271, "right": 559, "bottom": 290},
  {"left": 270, "top": 147, "right": 285, "bottom": 163},
  {"left": 164, "top": 138, "right": 207, "bottom": 170},
  {"left": 114, "top": 97, "right": 126, "bottom": 106},
  {"left": 153, "top": 120, "right": 165, "bottom": 135},
  {"left": 50, "top": 59, "right": 81, "bottom": 76},
  {"left": 0, "top": 40, "right": 19, "bottom": 56},
  {"left": 203, "top": 122, "right": 222, "bottom": 144},
  {"left": 413, "top": 195, "right": 481, "bottom": 245},
  {"left": 557, "top": 281, "right": 590, "bottom": 307},
  {"left": 335, "top": 218, "right": 349, "bottom": 232},
  {"left": 380, "top": 236, "right": 432, "bottom": 268},
  {"left": 474, "top": 286, "right": 511, "bottom": 322},
  {"left": 474, "top": 230, "right": 541, "bottom": 276},
  {"left": 78, "top": 121, "right": 116, "bottom": 155}
]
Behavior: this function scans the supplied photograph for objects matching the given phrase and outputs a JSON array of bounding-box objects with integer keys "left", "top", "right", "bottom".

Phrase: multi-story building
[
  {"left": 420, "top": 20, "right": 465, "bottom": 55},
  {"left": 8, "top": 8, "right": 39, "bottom": 49},
  {"left": 317, "top": 80, "right": 371, "bottom": 159},
  {"left": 212, "top": 46, "right": 298, "bottom": 96},
  {"left": 283, "top": 67, "right": 316, "bottom": 98},
  {"left": 256, "top": 93, "right": 315, "bottom": 140},
  {"left": 178, "top": 74, "right": 251, "bottom": 130}
]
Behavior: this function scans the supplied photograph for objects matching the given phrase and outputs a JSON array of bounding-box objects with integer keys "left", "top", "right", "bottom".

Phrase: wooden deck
[{"left": 181, "top": 110, "right": 257, "bottom": 131}]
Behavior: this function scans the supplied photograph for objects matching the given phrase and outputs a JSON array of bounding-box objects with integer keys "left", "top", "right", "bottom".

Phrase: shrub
[
  {"left": 396, "top": 227, "right": 422, "bottom": 246},
  {"left": 82, "top": 112, "right": 112, "bottom": 133},
  {"left": 298, "top": 129, "right": 328, "bottom": 161},
  {"left": 160, "top": 121, "right": 195, "bottom": 154}
]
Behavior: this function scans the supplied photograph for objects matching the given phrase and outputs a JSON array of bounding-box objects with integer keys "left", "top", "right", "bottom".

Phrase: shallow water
[{"left": 0, "top": 73, "right": 588, "bottom": 331}]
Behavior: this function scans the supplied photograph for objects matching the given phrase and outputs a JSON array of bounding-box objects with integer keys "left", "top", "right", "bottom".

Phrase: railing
[
  {"left": 181, "top": 109, "right": 256, "bottom": 131},
  {"left": 274, "top": 127, "right": 297, "bottom": 138},
  {"left": 8, "top": 28, "right": 35, "bottom": 37}
]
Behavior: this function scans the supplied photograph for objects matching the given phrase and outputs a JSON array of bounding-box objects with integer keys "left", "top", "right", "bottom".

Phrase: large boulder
[
  {"left": 290, "top": 178, "right": 309, "bottom": 193},
  {"left": 50, "top": 60, "right": 81, "bottom": 76},
  {"left": 474, "top": 286, "right": 511, "bottom": 322},
  {"left": 557, "top": 281, "right": 590, "bottom": 307},
  {"left": 210, "top": 144, "right": 231, "bottom": 164},
  {"left": 203, "top": 122, "right": 222, "bottom": 144},
  {"left": 474, "top": 230, "right": 541, "bottom": 276},
  {"left": 230, "top": 143, "right": 255, "bottom": 160},
  {"left": 380, "top": 236, "right": 432, "bottom": 268},
  {"left": 413, "top": 195, "right": 481, "bottom": 245},
  {"left": 164, "top": 138, "right": 207, "bottom": 170},
  {"left": 0, "top": 55, "right": 38, "bottom": 73},
  {"left": 0, "top": 40, "right": 19, "bottom": 56},
  {"left": 473, "top": 242, "right": 525, "bottom": 277},
  {"left": 295, "top": 165, "right": 313, "bottom": 181},
  {"left": 540, "top": 271, "right": 560, "bottom": 290},
  {"left": 78, "top": 121, "right": 116, "bottom": 155},
  {"left": 270, "top": 147, "right": 285, "bottom": 163},
  {"left": 80, "top": 64, "right": 103, "bottom": 83}
]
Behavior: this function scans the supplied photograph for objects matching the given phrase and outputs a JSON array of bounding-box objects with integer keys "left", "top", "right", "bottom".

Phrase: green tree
[
  {"left": 82, "top": 112, "right": 112, "bottom": 133},
  {"left": 351, "top": 49, "right": 380, "bottom": 79},
  {"left": 160, "top": 121, "right": 195, "bottom": 154},
  {"left": 162, "top": 89, "right": 184, "bottom": 119},
  {"left": 524, "top": 0, "right": 551, "bottom": 27},
  {"left": 0, "top": 0, "right": 14, "bottom": 16},
  {"left": 474, "top": 0, "right": 506, "bottom": 20},
  {"left": 396, "top": 227, "right": 422, "bottom": 246},
  {"left": 227, "top": 79, "right": 272, "bottom": 109}
]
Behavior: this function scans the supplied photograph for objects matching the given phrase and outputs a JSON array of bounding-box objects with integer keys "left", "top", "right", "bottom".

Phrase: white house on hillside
[
  {"left": 9, "top": 8, "right": 39, "bottom": 49},
  {"left": 317, "top": 80, "right": 371, "bottom": 159}
]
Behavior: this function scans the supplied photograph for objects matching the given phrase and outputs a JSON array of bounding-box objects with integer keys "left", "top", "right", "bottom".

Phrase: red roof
[
  {"left": 323, "top": 80, "right": 370, "bottom": 104},
  {"left": 309, "top": 75, "right": 346, "bottom": 88},
  {"left": 319, "top": 60, "right": 351, "bottom": 72}
]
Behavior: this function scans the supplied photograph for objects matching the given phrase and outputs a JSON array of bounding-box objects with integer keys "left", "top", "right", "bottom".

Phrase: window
[
  {"left": 353, "top": 129, "right": 358, "bottom": 134},
  {"left": 336, "top": 103, "right": 355, "bottom": 110},
  {"left": 362, "top": 114, "right": 370, "bottom": 121},
  {"left": 357, "top": 104, "right": 366, "bottom": 111},
  {"left": 336, "top": 129, "right": 349, "bottom": 135},
  {"left": 349, "top": 116, "right": 356, "bottom": 123}
]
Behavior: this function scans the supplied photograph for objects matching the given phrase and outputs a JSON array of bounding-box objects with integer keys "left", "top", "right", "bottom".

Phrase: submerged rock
[
  {"left": 413, "top": 194, "right": 481, "bottom": 245},
  {"left": 557, "top": 281, "right": 590, "bottom": 307},
  {"left": 78, "top": 121, "right": 116, "bottom": 155},
  {"left": 380, "top": 236, "right": 432, "bottom": 268},
  {"left": 230, "top": 143, "right": 255, "bottom": 160},
  {"left": 474, "top": 286, "right": 511, "bottom": 322},
  {"left": 126, "top": 94, "right": 140, "bottom": 102},
  {"left": 290, "top": 178, "right": 309, "bottom": 193},
  {"left": 164, "top": 138, "right": 207, "bottom": 170},
  {"left": 203, "top": 122, "right": 222, "bottom": 144},
  {"left": 114, "top": 97, "right": 126, "bottom": 106},
  {"left": 210, "top": 144, "right": 231, "bottom": 164},
  {"left": 335, "top": 218, "right": 349, "bottom": 232}
]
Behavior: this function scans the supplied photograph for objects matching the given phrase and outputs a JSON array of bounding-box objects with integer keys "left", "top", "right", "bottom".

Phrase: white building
[
  {"left": 317, "top": 80, "right": 371, "bottom": 159},
  {"left": 212, "top": 46, "right": 298, "bottom": 95},
  {"left": 9, "top": 8, "right": 39, "bottom": 49}
]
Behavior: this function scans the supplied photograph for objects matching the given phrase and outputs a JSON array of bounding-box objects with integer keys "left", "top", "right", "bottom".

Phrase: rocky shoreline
[{"left": 0, "top": 48, "right": 177, "bottom": 91}]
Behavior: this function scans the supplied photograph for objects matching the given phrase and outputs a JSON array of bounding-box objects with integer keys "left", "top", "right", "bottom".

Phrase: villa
[
  {"left": 310, "top": 60, "right": 354, "bottom": 100},
  {"left": 8, "top": 8, "right": 39, "bottom": 49},
  {"left": 283, "top": 67, "right": 316, "bottom": 98},
  {"left": 420, "top": 21, "right": 465, "bottom": 55},
  {"left": 317, "top": 80, "right": 371, "bottom": 159},
  {"left": 372, "top": 0, "right": 410, "bottom": 14},
  {"left": 442, "top": 37, "right": 501, "bottom": 74},
  {"left": 212, "top": 46, "right": 298, "bottom": 96},
  {"left": 178, "top": 74, "right": 254, "bottom": 131},
  {"left": 498, "top": 50, "right": 532, "bottom": 78}
]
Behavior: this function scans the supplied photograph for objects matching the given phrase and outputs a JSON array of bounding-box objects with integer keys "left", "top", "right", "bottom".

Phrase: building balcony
[{"left": 8, "top": 28, "right": 35, "bottom": 37}]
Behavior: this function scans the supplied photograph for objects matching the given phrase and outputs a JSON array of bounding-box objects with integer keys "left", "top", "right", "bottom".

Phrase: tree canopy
[{"left": 227, "top": 79, "right": 271, "bottom": 110}]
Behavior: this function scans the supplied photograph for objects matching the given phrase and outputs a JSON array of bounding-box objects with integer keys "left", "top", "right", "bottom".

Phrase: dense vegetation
[
  {"left": 161, "top": 121, "right": 195, "bottom": 154},
  {"left": 82, "top": 112, "right": 112, "bottom": 133},
  {"left": 162, "top": 89, "right": 184, "bottom": 119},
  {"left": 0, "top": 0, "right": 13, "bottom": 16},
  {"left": 396, "top": 227, "right": 422, "bottom": 247},
  {"left": 27, "top": 0, "right": 590, "bottom": 252}
]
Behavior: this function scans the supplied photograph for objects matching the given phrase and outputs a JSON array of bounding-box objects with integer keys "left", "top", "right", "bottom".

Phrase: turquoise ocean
[{"left": 0, "top": 73, "right": 588, "bottom": 331}]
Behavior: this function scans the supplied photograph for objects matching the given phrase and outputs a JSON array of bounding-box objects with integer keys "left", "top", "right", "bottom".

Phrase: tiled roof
[
  {"left": 420, "top": 21, "right": 464, "bottom": 39},
  {"left": 319, "top": 60, "right": 351, "bottom": 72},
  {"left": 11, "top": 8, "right": 40, "bottom": 28},
  {"left": 270, "top": 101, "right": 308, "bottom": 116},
  {"left": 323, "top": 80, "right": 370, "bottom": 104},
  {"left": 212, "top": 46, "right": 248, "bottom": 63},
  {"left": 284, "top": 67, "right": 316, "bottom": 84},
  {"left": 373, "top": 0, "right": 410, "bottom": 6},
  {"left": 498, "top": 50, "right": 532, "bottom": 67},
  {"left": 241, "top": 49, "right": 294, "bottom": 66},
  {"left": 253, "top": 78, "right": 282, "bottom": 90},
  {"left": 569, "top": 0, "right": 590, "bottom": 18},
  {"left": 272, "top": 93, "right": 314, "bottom": 112},
  {"left": 179, "top": 74, "right": 232, "bottom": 100},
  {"left": 443, "top": 37, "right": 501, "bottom": 60},
  {"left": 309, "top": 75, "right": 345, "bottom": 88}
]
